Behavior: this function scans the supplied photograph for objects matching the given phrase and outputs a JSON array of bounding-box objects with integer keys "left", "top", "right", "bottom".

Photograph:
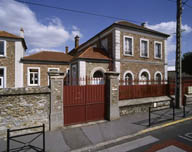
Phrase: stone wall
[
  {"left": 0, "top": 87, "right": 50, "bottom": 137},
  {"left": 0, "top": 40, "right": 15, "bottom": 88}
]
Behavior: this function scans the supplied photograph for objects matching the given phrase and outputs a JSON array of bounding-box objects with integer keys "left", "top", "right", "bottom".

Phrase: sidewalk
[{"left": 0, "top": 110, "right": 190, "bottom": 152}]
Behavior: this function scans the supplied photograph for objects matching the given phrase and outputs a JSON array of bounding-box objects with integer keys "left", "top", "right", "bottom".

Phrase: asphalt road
[{"left": 92, "top": 119, "right": 192, "bottom": 152}]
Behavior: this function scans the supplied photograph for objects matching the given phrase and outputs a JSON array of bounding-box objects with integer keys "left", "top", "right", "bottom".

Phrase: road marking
[
  {"left": 178, "top": 132, "right": 192, "bottom": 142},
  {"left": 156, "top": 145, "right": 186, "bottom": 152},
  {"left": 98, "top": 136, "right": 159, "bottom": 152}
]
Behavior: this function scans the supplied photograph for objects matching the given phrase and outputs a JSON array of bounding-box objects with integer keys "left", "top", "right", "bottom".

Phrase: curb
[{"left": 71, "top": 116, "right": 192, "bottom": 152}]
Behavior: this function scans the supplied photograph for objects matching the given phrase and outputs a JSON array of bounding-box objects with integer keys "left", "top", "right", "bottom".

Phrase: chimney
[
  {"left": 20, "top": 27, "right": 24, "bottom": 38},
  {"left": 141, "top": 22, "right": 146, "bottom": 27},
  {"left": 65, "top": 46, "right": 69, "bottom": 54},
  {"left": 75, "top": 35, "right": 80, "bottom": 49}
]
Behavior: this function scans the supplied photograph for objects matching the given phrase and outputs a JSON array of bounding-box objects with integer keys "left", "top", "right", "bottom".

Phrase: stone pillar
[
  {"left": 105, "top": 72, "right": 120, "bottom": 120},
  {"left": 48, "top": 72, "right": 65, "bottom": 130}
]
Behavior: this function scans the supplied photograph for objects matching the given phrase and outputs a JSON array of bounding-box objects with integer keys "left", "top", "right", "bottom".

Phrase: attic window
[
  {"left": 101, "top": 38, "right": 108, "bottom": 50},
  {"left": 0, "top": 40, "right": 6, "bottom": 56}
]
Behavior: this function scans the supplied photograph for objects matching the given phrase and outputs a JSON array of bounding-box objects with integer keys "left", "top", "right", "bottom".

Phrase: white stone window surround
[
  {"left": 0, "top": 40, "right": 7, "bottom": 57},
  {"left": 139, "top": 69, "right": 151, "bottom": 80},
  {"left": 123, "top": 35, "right": 134, "bottom": 56},
  {"left": 154, "top": 71, "right": 163, "bottom": 80},
  {"left": 27, "top": 67, "right": 40, "bottom": 86},
  {"left": 90, "top": 67, "right": 106, "bottom": 85},
  {"left": 154, "top": 41, "right": 162, "bottom": 59},
  {"left": 140, "top": 38, "right": 149, "bottom": 58},
  {"left": 48, "top": 68, "right": 60, "bottom": 85},
  {"left": 0, "top": 66, "right": 6, "bottom": 88},
  {"left": 90, "top": 67, "right": 106, "bottom": 78},
  {"left": 123, "top": 70, "right": 135, "bottom": 80}
]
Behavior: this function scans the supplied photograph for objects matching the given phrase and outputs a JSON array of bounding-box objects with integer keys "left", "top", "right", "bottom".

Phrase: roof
[
  {"left": 21, "top": 51, "right": 73, "bottom": 63},
  {"left": 69, "top": 21, "right": 170, "bottom": 55},
  {"left": 115, "top": 21, "right": 170, "bottom": 37},
  {"left": 73, "top": 47, "right": 111, "bottom": 61},
  {"left": 0, "top": 30, "right": 27, "bottom": 49}
]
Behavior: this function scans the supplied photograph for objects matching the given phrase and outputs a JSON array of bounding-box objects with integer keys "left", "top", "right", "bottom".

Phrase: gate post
[
  {"left": 48, "top": 71, "right": 65, "bottom": 130},
  {"left": 105, "top": 72, "right": 120, "bottom": 120}
]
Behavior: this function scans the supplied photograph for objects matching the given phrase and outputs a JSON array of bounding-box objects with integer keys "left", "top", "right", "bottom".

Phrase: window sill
[
  {"left": 0, "top": 55, "right": 6, "bottom": 58},
  {"left": 154, "top": 57, "right": 162, "bottom": 60},
  {"left": 123, "top": 54, "right": 134, "bottom": 57},
  {"left": 140, "top": 56, "right": 149, "bottom": 59}
]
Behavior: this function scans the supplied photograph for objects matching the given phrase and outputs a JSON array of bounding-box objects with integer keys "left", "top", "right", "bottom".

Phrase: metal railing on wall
[{"left": 7, "top": 124, "right": 45, "bottom": 152}]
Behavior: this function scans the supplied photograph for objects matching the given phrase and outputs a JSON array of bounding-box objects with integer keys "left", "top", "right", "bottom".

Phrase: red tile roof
[
  {"left": 22, "top": 51, "right": 73, "bottom": 63},
  {"left": 74, "top": 47, "right": 111, "bottom": 60},
  {"left": 0, "top": 31, "right": 27, "bottom": 49}
]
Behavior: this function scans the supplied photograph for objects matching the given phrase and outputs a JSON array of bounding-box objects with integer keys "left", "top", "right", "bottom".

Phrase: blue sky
[{"left": 0, "top": 0, "right": 192, "bottom": 65}]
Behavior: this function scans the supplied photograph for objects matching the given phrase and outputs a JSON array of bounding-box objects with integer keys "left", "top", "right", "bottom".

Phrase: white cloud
[
  {"left": 0, "top": 0, "right": 82, "bottom": 53},
  {"left": 146, "top": 21, "right": 192, "bottom": 54}
]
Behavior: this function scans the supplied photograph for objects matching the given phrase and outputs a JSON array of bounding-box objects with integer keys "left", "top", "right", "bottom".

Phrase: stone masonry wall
[
  {"left": 119, "top": 31, "right": 165, "bottom": 79},
  {"left": 0, "top": 40, "right": 15, "bottom": 88},
  {"left": 23, "top": 63, "right": 69, "bottom": 87},
  {"left": 0, "top": 87, "right": 50, "bottom": 137}
]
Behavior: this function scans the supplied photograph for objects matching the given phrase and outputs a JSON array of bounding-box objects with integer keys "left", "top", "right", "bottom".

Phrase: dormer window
[
  {"left": 0, "top": 40, "right": 6, "bottom": 56},
  {"left": 101, "top": 38, "right": 108, "bottom": 50},
  {"left": 124, "top": 36, "right": 133, "bottom": 56}
]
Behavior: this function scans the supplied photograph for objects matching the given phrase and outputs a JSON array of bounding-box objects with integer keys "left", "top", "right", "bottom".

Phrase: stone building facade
[{"left": 0, "top": 21, "right": 169, "bottom": 88}]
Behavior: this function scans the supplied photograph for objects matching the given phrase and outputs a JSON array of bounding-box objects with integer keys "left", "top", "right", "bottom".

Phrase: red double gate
[{"left": 63, "top": 85, "right": 105, "bottom": 126}]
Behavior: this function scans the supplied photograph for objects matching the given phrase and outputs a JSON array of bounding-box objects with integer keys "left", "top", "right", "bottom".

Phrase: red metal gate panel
[{"left": 63, "top": 85, "right": 105, "bottom": 126}]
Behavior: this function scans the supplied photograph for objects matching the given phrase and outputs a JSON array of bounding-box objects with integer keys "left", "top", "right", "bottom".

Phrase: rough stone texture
[
  {"left": 23, "top": 63, "right": 69, "bottom": 87},
  {"left": 0, "top": 87, "right": 50, "bottom": 137},
  {"left": 86, "top": 62, "right": 109, "bottom": 77},
  {"left": 49, "top": 72, "right": 64, "bottom": 130},
  {"left": 0, "top": 40, "right": 15, "bottom": 87},
  {"left": 119, "top": 31, "right": 165, "bottom": 79},
  {"left": 105, "top": 72, "right": 120, "bottom": 120}
]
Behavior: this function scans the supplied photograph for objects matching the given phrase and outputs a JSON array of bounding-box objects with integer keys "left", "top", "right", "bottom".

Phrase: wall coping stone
[
  {"left": 0, "top": 87, "right": 50, "bottom": 96},
  {"left": 119, "top": 96, "right": 172, "bottom": 107},
  {"left": 105, "top": 72, "right": 120, "bottom": 78}
]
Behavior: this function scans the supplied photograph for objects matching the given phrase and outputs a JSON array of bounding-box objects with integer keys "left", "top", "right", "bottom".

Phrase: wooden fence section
[{"left": 63, "top": 85, "right": 105, "bottom": 126}]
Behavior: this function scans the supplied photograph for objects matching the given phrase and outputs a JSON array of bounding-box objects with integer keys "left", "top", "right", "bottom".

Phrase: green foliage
[{"left": 182, "top": 52, "right": 192, "bottom": 75}]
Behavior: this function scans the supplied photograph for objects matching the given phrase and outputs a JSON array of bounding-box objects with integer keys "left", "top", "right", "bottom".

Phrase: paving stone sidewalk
[{"left": 1, "top": 110, "right": 184, "bottom": 152}]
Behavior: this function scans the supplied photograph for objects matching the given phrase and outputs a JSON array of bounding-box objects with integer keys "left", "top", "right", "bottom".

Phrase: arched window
[
  {"left": 93, "top": 70, "right": 103, "bottom": 78},
  {"left": 124, "top": 72, "right": 134, "bottom": 85},
  {"left": 139, "top": 69, "right": 150, "bottom": 85},
  {"left": 154, "top": 72, "right": 162, "bottom": 84}
]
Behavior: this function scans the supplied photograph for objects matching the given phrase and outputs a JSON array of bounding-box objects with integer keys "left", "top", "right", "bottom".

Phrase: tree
[{"left": 182, "top": 52, "right": 192, "bottom": 75}]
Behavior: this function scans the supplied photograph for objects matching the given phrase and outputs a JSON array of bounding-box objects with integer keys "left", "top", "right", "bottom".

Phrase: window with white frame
[
  {"left": 0, "top": 68, "right": 5, "bottom": 88},
  {"left": 124, "top": 36, "right": 133, "bottom": 56},
  {"left": 140, "top": 39, "right": 149, "bottom": 57},
  {"left": 154, "top": 72, "right": 162, "bottom": 84},
  {"left": 48, "top": 68, "right": 59, "bottom": 85},
  {"left": 101, "top": 38, "right": 108, "bottom": 50},
  {"left": 0, "top": 40, "right": 6, "bottom": 56},
  {"left": 28, "top": 68, "right": 40, "bottom": 86},
  {"left": 154, "top": 42, "right": 162, "bottom": 59}
]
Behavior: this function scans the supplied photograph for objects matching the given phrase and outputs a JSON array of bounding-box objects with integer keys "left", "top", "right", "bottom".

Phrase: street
[{"left": 91, "top": 120, "right": 192, "bottom": 152}]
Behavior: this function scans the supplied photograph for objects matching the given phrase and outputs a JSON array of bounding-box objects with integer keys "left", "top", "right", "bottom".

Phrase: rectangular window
[
  {"left": 101, "top": 38, "right": 108, "bottom": 50},
  {"left": 0, "top": 68, "right": 4, "bottom": 88},
  {"left": 154, "top": 41, "right": 162, "bottom": 59},
  {"left": 140, "top": 39, "right": 149, "bottom": 57},
  {"left": 0, "top": 41, "right": 6, "bottom": 56},
  {"left": 28, "top": 68, "right": 40, "bottom": 86},
  {"left": 124, "top": 36, "right": 133, "bottom": 56}
]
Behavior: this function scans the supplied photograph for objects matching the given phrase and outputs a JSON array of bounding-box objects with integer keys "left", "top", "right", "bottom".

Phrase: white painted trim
[
  {"left": 0, "top": 66, "right": 6, "bottom": 88},
  {"left": 48, "top": 68, "right": 60, "bottom": 85},
  {"left": 90, "top": 67, "right": 106, "bottom": 78},
  {"left": 139, "top": 69, "right": 151, "bottom": 80},
  {"left": 164, "top": 40, "right": 168, "bottom": 80},
  {"left": 0, "top": 40, "right": 7, "bottom": 57},
  {"left": 78, "top": 61, "right": 86, "bottom": 85},
  {"left": 154, "top": 41, "right": 162, "bottom": 59},
  {"left": 27, "top": 67, "right": 40, "bottom": 86},
  {"left": 115, "top": 30, "right": 121, "bottom": 60},
  {"left": 154, "top": 71, "right": 162, "bottom": 80},
  {"left": 123, "top": 70, "right": 135, "bottom": 80},
  {"left": 140, "top": 38, "right": 149, "bottom": 58},
  {"left": 123, "top": 35, "right": 134, "bottom": 56}
]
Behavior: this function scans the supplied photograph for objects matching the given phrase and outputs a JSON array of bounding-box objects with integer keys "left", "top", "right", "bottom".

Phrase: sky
[{"left": 0, "top": 0, "right": 192, "bottom": 66}]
